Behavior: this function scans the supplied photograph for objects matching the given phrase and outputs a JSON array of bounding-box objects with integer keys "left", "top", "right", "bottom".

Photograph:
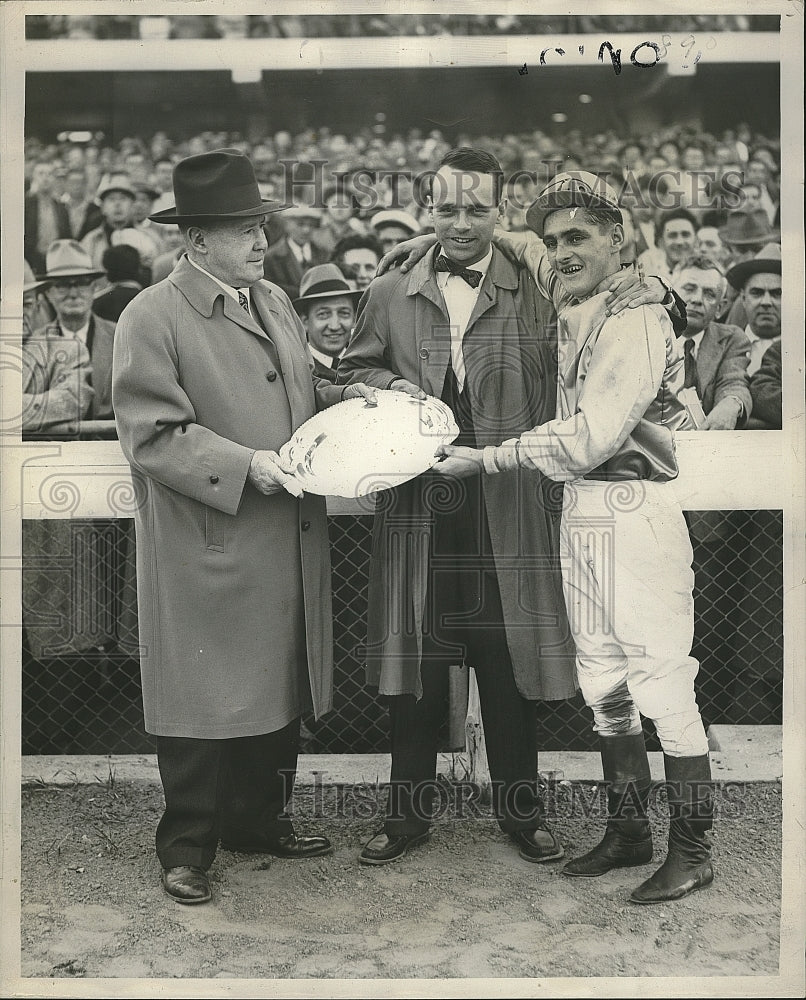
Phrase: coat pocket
[{"left": 204, "top": 506, "right": 228, "bottom": 552}]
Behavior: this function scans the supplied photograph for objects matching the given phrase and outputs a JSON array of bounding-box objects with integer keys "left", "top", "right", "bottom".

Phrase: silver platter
[{"left": 279, "top": 389, "right": 459, "bottom": 497}]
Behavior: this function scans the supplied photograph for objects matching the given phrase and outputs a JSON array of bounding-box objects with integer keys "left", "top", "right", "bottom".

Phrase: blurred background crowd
[{"left": 25, "top": 13, "right": 777, "bottom": 41}]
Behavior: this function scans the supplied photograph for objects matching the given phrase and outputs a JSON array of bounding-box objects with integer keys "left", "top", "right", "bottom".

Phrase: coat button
[
  {"left": 209, "top": 475, "right": 219, "bottom": 484},
  {"left": 418, "top": 347, "right": 429, "bottom": 360},
  {"left": 266, "top": 371, "right": 277, "bottom": 382},
  {"left": 301, "top": 520, "right": 311, "bottom": 531}
]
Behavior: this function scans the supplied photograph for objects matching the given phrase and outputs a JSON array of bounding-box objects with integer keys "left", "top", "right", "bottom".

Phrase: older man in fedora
[
  {"left": 34, "top": 239, "right": 115, "bottom": 419},
  {"left": 292, "top": 264, "right": 362, "bottom": 383},
  {"left": 112, "top": 148, "right": 375, "bottom": 905}
]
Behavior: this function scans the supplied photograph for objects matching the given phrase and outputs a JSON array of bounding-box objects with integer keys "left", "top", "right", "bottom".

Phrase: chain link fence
[{"left": 21, "top": 509, "right": 783, "bottom": 756}]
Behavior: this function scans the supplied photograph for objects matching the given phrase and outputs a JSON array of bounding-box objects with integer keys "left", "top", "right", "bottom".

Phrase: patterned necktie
[
  {"left": 683, "top": 337, "right": 699, "bottom": 390},
  {"left": 237, "top": 290, "right": 250, "bottom": 315},
  {"left": 435, "top": 254, "right": 482, "bottom": 288}
]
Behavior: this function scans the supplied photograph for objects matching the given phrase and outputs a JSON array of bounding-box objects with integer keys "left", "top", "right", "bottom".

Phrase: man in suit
[
  {"left": 672, "top": 254, "right": 752, "bottom": 430},
  {"left": 22, "top": 267, "right": 94, "bottom": 432},
  {"left": 292, "top": 264, "right": 361, "bottom": 384},
  {"left": 339, "top": 147, "right": 582, "bottom": 867},
  {"left": 263, "top": 206, "right": 328, "bottom": 299},
  {"left": 24, "top": 161, "right": 72, "bottom": 274},
  {"left": 725, "top": 243, "right": 782, "bottom": 376},
  {"left": 112, "top": 149, "right": 375, "bottom": 905},
  {"left": 637, "top": 208, "right": 698, "bottom": 283},
  {"left": 35, "top": 240, "right": 116, "bottom": 419},
  {"left": 61, "top": 167, "right": 102, "bottom": 241}
]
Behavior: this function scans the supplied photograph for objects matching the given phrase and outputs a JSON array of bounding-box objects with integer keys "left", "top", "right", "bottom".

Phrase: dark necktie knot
[
  {"left": 237, "top": 290, "right": 250, "bottom": 314},
  {"left": 435, "top": 254, "right": 482, "bottom": 288}
]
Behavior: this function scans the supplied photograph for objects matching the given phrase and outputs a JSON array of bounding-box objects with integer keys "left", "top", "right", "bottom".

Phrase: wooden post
[{"left": 464, "top": 669, "right": 491, "bottom": 794}]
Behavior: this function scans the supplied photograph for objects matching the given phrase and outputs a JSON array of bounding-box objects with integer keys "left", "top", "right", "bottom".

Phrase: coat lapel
[
  {"left": 465, "top": 247, "right": 519, "bottom": 334},
  {"left": 696, "top": 326, "right": 725, "bottom": 398}
]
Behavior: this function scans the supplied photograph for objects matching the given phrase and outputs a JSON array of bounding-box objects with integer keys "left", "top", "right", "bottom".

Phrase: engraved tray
[{"left": 278, "top": 389, "right": 459, "bottom": 497}]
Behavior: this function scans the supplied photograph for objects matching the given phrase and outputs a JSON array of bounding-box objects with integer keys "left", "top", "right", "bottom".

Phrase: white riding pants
[{"left": 559, "top": 479, "right": 708, "bottom": 758}]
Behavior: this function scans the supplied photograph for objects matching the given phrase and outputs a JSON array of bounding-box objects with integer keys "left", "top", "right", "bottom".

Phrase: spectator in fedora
[
  {"left": 725, "top": 243, "right": 781, "bottom": 375},
  {"left": 81, "top": 172, "right": 137, "bottom": 269},
  {"left": 263, "top": 205, "right": 328, "bottom": 299},
  {"left": 718, "top": 207, "right": 778, "bottom": 265},
  {"left": 369, "top": 208, "right": 422, "bottom": 255},
  {"left": 292, "top": 264, "right": 362, "bottom": 383},
  {"left": 714, "top": 208, "right": 779, "bottom": 325},
  {"left": 35, "top": 239, "right": 115, "bottom": 418},
  {"left": 22, "top": 264, "right": 94, "bottom": 432},
  {"left": 112, "top": 148, "right": 376, "bottom": 906}
]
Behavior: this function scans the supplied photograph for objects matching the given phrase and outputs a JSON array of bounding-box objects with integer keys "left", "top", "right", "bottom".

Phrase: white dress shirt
[
  {"left": 64, "top": 320, "right": 91, "bottom": 348},
  {"left": 435, "top": 246, "right": 493, "bottom": 392},
  {"left": 287, "top": 238, "right": 312, "bottom": 267},
  {"left": 187, "top": 255, "right": 253, "bottom": 314},
  {"left": 744, "top": 326, "right": 779, "bottom": 376}
]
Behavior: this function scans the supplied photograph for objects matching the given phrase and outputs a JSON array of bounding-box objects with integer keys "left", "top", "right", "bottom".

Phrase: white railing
[{"left": 12, "top": 431, "right": 790, "bottom": 520}]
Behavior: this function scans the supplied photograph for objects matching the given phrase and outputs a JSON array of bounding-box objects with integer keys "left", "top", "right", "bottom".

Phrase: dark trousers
[
  {"left": 384, "top": 469, "right": 542, "bottom": 836},
  {"left": 155, "top": 718, "right": 300, "bottom": 870}
]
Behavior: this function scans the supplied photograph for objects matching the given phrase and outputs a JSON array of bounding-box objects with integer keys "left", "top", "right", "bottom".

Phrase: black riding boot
[
  {"left": 630, "top": 753, "right": 714, "bottom": 904},
  {"left": 563, "top": 733, "right": 654, "bottom": 878}
]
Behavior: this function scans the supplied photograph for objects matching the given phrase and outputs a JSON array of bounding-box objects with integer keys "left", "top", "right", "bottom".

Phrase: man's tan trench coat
[
  {"left": 112, "top": 256, "right": 342, "bottom": 738},
  {"left": 339, "top": 246, "right": 578, "bottom": 702}
]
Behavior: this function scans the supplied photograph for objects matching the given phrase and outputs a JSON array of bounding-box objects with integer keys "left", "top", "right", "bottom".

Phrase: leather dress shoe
[
  {"left": 221, "top": 831, "right": 333, "bottom": 859},
  {"left": 511, "top": 826, "right": 565, "bottom": 863},
  {"left": 359, "top": 830, "right": 429, "bottom": 866},
  {"left": 161, "top": 866, "right": 212, "bottom": 904}
]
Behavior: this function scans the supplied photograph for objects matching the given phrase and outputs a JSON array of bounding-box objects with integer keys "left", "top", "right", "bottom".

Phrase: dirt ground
[{"left": 16, "top": 777, "right": 782, "bottom": 985}]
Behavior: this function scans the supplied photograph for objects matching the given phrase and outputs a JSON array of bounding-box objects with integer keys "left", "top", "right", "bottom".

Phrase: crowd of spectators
[
  {"left": 25, "top": 14, "right": 776, "bottom": 42},
  {"left": 22, "top": 117, "right": 783, "bottom": 434}
]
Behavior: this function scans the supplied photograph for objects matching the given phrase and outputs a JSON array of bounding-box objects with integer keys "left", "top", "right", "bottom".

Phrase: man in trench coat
[
  {"left": 339, "top": 147, "right": 581, "bottom": 866},
  {"left": 112, "top": 149, "right": 374, "bottom": 904}
]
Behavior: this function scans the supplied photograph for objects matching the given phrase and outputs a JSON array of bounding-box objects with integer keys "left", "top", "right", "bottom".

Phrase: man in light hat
[
  {"left": 263, "top": 205, "right": 328, "bottom": 299},
  {"left": 725, "top": 243, "right": 781, "bottom": 375},
  {"left": 292, "top": 264, "right": 362, "bottom": 384},
  {"left": 112, "top": 148, "right": 375, "bottom": 905},
  {"left": 369, "top": 208, "right": 422, "bottom": 256},
  {"left": 35, "top": 239, "right": 115, "bottom": 418},
  {"left": 22, "top": 262, "right": 93, "bottom": 431},
  {"left": 438, "top": 170, "right": 715, "bottom": 906},
  {"left": 80, "top": 172, "right": 137, "bottom": 269}
]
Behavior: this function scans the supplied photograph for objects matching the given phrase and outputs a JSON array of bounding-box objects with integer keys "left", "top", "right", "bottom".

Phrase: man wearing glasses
[{"left": 34, "top": 239, "right": 116, "bottom": 418}]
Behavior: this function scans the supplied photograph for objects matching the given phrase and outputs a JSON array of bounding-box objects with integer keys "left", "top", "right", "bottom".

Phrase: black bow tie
[{"left": 435, "top": 254, "right": 483, "bottom": 288}]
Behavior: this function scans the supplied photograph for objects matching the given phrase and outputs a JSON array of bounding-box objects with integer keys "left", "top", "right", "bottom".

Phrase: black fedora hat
[{"left": 149, "top": 148, "right": 278, "bottom": 224}]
